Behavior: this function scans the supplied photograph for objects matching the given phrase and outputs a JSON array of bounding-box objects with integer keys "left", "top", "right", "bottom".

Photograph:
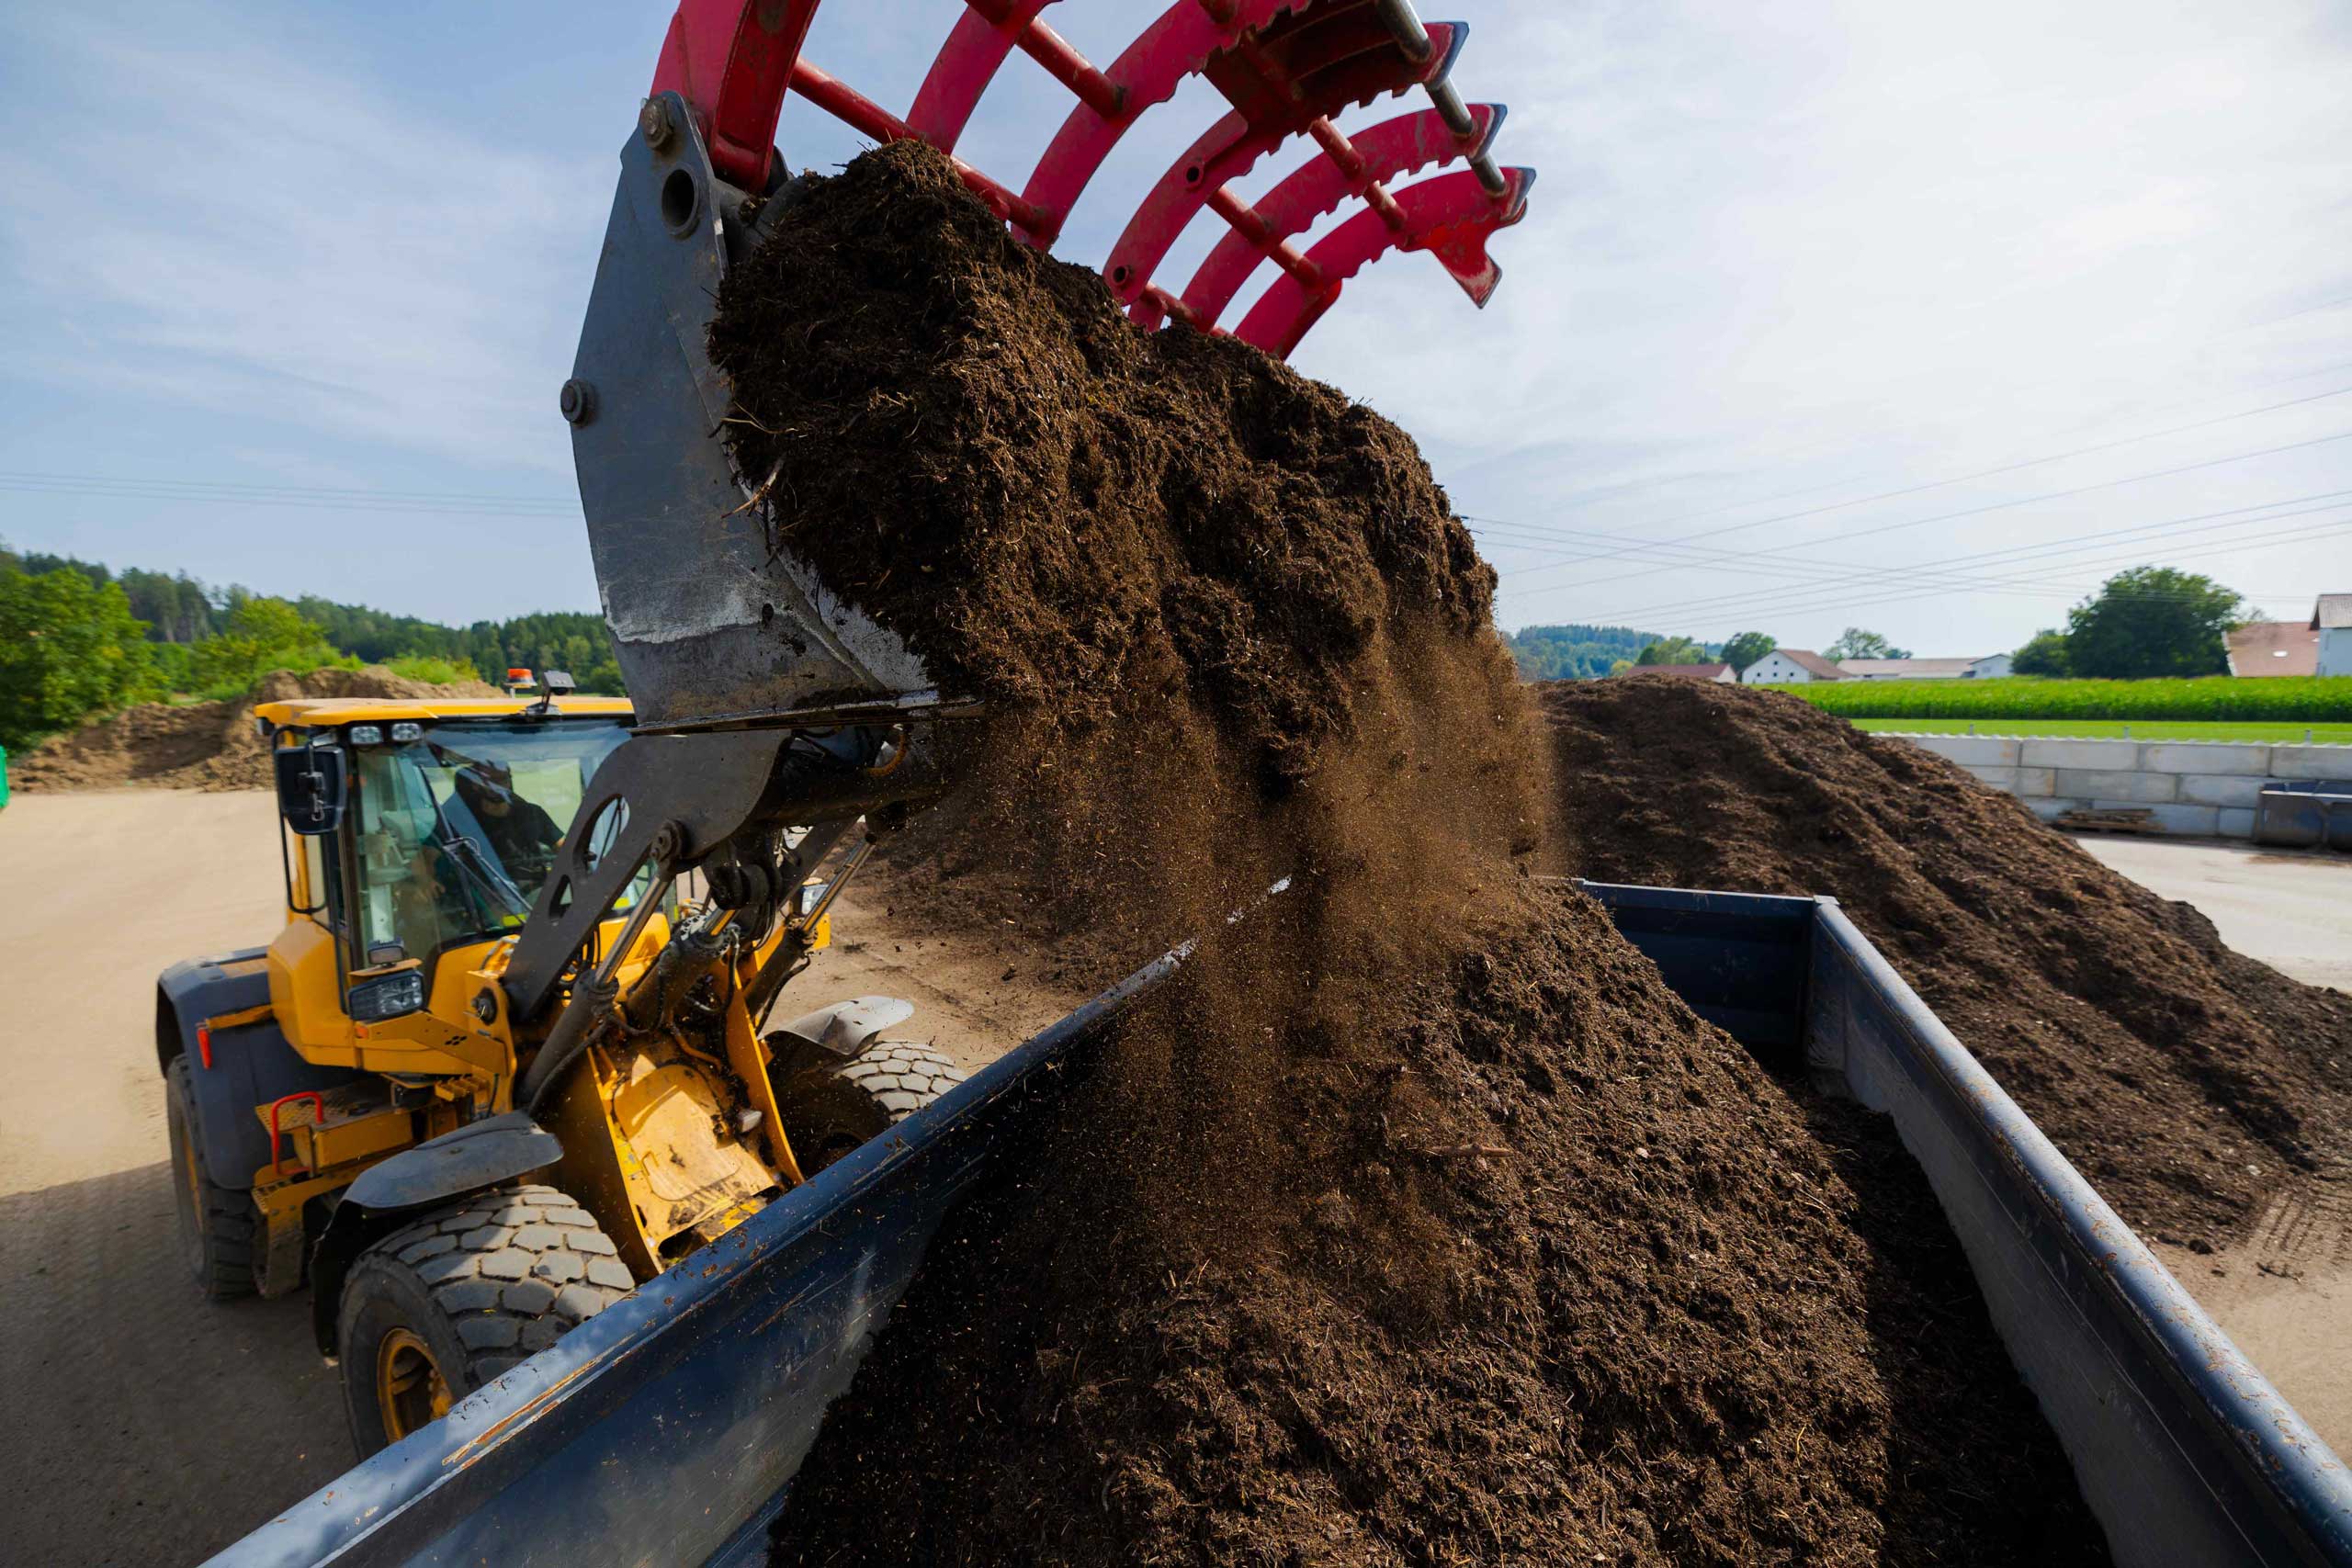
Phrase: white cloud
[{"left": 0, "top": 13, "right": 607, "bottom": 476}]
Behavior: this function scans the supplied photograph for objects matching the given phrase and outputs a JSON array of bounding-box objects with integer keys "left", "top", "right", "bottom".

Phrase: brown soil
[
  {"left": 1539, "top": 675, "right": 2352, "bottom": 1248},
  {"left": 719, "top": 146, "right": 2104, "bottom": 1564},
  {"left": 774, "top": 888, "right": 2104, "bottom": 1567},
  {"left": 709, "top": 140, "right": 1493, "bottom": 796},
  {"left": 9, "top": 666, "right": 496, "bottom": 794}
]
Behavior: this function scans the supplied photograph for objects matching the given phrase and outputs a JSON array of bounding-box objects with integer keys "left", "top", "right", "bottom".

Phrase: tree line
[
  {"left": 0, "top": 543, "right": 624, "bottom": 751},
  {"left": 1501, "top": 624, "right": 1725, "bottom": 681},
  {"left": 1502, "top": 567, "right": 2252, "bottom": 686}
]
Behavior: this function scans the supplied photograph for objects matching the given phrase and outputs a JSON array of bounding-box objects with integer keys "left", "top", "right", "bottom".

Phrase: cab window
[
  {"left": 300, "top": 826, "right": 345, "bottom": 931},
  {"left": 350, "top": 718, "right": 642, "bottom": 964}
]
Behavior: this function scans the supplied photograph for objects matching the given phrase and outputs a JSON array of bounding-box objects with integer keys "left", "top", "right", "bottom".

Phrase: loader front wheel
[
  {"left": 775, "top": 1042, "right": 967, "bottom": 1174},
  {"left": 165, "top": 1054, "right": 257, "bottom": 1300},
  {"left": 337, "top": 1183, "right": 635, "bottom": 1456}
]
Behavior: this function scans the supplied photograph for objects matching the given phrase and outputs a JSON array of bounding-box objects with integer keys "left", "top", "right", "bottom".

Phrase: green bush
[
  {"left": 385, "top": 653, "right": 473, "bottom": 685},
  {"left": 149, "top": 640, "right": 197, "bottom": 694},
  {"left": 1766, "top": 675, "right": 2352, "bottom": 723},
  {"left": 0, "top": 568, "right": 158, "bottom": 749},
  {"left": 190, "top": 596, "right": 356, "bottom": 692}
]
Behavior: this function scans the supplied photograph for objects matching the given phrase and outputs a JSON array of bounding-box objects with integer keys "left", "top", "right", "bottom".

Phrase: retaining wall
[{"left": 1886, "top": 733, "right": 2352, "bottom": 837}]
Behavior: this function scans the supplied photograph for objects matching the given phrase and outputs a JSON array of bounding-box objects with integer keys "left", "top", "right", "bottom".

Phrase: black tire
[
  {"left": 165, "top": 1054, "right": 257, "bottom": 1300},
  {"left": 775, "top": 1042, "right": 967, "bottom": 1173},
  {"left": 337, "top": 1183, "right": 634, "bottom": 1457}
]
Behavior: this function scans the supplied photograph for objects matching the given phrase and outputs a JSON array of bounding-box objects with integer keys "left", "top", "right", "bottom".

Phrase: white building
[
  {"left": 1742, "top": 649, "right": 1847, "bottom": 684},
  {"left": 1836, "top": 654, "right": 2012, "bottom": 681},
  {"left": 2314, "top": 594, "right": 2352, "bottom": 679}
]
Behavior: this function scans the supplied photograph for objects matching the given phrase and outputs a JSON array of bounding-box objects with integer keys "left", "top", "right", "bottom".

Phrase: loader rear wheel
[
  {"left": 337, "top": 1183, "right": 635, "bottom": 1457},
  {"left": 165, "top": 1054, "right": 257, "bottom": 1300},
  {"left": 775, "top": 1042, "right": 967, "bottom": 1173}
]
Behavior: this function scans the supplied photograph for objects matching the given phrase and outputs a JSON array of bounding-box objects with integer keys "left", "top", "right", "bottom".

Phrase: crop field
[
  {"left": 1763, "top": 675, "right": 2352, "bottom": 724},
  {"left": 1849, "top": 716, "right": 2352, "bottom": 743}
]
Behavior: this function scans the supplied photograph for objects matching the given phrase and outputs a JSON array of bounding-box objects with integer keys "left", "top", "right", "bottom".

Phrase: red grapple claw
[{"left": 644, "top": 0, "right": 1534, "bottom": 358}]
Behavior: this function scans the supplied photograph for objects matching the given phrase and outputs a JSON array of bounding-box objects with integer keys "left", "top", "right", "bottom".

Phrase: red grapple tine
[
  {"left": 908, "top": 0, "right": 1057, "bottom": 150},
  {"left": 1137, "top": 284, "right": 1206, "bottom": 330},
  {"left": 643, "top": 2, "right": 1533, "bottom": 364},
  {"left": 1204, "top": 186, "right": 1326, "bottom": 289},
  {"left": 1099, "top": 13, "right": 1461, "bottom": 305},
  {"left": 1182, "top": 102, "right": 1500, "bottom": 324},
  {"left": 1015, "top": 0, "right": 1309, "bottom": 249},
  {"left": 789, "top": 59, "right": 1056, "bottom": 234},
  {"left": 1306, "top": 118, "right": 1407, "bottom": 231},
  {"left": 1235, "top": 164, "right": 1533, "bottom": 357},
  {"left": 650, "top": 0, "right": 822, "bottom": 191}
]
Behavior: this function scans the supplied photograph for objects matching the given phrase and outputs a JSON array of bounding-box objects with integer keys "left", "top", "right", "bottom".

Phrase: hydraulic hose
[{"left": 518, "top": 973, "right": 619, "bottom": 1119}]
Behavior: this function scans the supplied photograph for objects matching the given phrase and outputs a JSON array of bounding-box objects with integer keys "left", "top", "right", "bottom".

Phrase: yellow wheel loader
[{"left": 156, "top": 682, "right": 963, "bottom": 1454}]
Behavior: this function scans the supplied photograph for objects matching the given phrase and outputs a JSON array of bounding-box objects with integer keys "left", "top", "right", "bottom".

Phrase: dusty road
[
  {"left": 0, "top": 788, "right": 1054, "bottom": 1566},
  {"left": 2076, "top": 833, "right": 2352, "bottom": 1458},
  {"left": 2075, "top": 834, "right": 2352, "bottom": 989},
  {"left": 0, "top": 790, "right": 345, "bottom": 1568}
]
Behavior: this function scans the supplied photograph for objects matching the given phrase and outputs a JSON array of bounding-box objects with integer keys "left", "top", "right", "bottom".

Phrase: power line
[
  {"left": 1495, "top": 425, "right": 2352, "bottom": 608},
  {"left": 1567, "top": 518, "right": 2352, "bottom": 630},
  {"left": 1495, "top": 491, "right": 2352, "bottom": 623},
  {"left": 1462, "top": 382, "right": 2352, "bottom": 570},
  {"left": 1578, "top": 517, "right": 2352, "bottom": 625}
]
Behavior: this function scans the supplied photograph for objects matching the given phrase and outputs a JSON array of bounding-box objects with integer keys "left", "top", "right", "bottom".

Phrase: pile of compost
[
  {"left": 712, "top": 145, "right": 2104, "bottom": 1564},
  {"left": 1540, "top": 675, "right": 2352, "bottom": 1247},
  {"left": 775, "top": 888, "right": 2103, "bottom": 1567},
  {"left": 10, "top": 667, "right": 493, "bottom": 794}
]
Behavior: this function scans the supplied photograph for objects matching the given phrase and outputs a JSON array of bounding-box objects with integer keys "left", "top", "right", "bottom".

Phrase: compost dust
[
  {"left": 1540, "top": 676, "right": 2352, "bottom": 1249},
  {"left": 708, "top": 145, "right": 2104, "bottom": 1563}
]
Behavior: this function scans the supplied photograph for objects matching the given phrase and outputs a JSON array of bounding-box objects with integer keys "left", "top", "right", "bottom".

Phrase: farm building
[
  {"left": 1742, "top": 649, "right": 1846, "bottom": 684},
  {"left": 2317, "top": 593, "right": 2352, "bottom": 679},
  {"left": 1838, "top": 654, "right": 2013, "bottom": 680},
  {"left": 2227, "top": 620, "right": 2320, "bottom": 677},
  {"left": 1618, "top": 662, "right": 1736, "bottom": 682}
]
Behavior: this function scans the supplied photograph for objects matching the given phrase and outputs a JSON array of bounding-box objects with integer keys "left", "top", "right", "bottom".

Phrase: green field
[
  {"left": 1763, "top": 674, "right": 2352, "bottom": 724},
  {"left": 1849, "top": 716, "right": 2352, "bottom": 744}
]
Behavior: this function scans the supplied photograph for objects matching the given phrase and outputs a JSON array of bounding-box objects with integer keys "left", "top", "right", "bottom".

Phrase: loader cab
[{"left": 259, "top": 695, "right": 654, "bottom": 1076}]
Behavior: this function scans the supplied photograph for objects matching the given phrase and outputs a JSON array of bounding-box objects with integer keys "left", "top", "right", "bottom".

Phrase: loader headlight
[
  {"left": 390, "top": 722, "right": 424, "bottom": 743},
  {"left": 347, "top": 724, "right": 384, "bottom": 746},
  {"left": 349, "top": 968, "right": 427, "bottom": 1022}
]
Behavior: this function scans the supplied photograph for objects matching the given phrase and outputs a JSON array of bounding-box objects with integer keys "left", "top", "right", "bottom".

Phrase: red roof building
[{"left": 2226, "top": 621, "right": 2320, "bottom": 677}]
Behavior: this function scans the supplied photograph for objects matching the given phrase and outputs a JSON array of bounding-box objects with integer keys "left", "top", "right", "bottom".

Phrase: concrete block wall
[{"left": 1885, "top": 733, "right": 2352, "bottom": 838}]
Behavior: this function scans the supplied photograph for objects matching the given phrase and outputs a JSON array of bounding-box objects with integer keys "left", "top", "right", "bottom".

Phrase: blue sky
[{"left": 3, "top": 0, "right": 2348, "bottom": 655}]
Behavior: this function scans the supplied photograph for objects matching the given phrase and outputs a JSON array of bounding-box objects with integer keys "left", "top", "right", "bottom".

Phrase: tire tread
[{"left": 166, "top": 1054, "right": 258, "bottom": 1300}]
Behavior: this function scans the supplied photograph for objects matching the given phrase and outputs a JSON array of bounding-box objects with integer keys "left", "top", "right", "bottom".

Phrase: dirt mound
[
  {"left": 707, "top": 146, "right": 2105, "bottom": 1563},
  {"left": 9, "top": 665, "right": 496, "bottom": 794},
  {"left": 1539, "top": 675, "right": 2352, "bottom": 1247}
]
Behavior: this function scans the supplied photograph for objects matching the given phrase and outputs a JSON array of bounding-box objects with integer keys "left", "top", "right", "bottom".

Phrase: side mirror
[{"left": 276, "top": 744, "right": 348, "bottom": 836}]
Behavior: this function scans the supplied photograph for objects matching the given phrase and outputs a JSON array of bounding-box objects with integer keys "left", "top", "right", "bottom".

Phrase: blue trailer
[{"left": 209, "top": 885, "right": 2352, "bottom": 1568}]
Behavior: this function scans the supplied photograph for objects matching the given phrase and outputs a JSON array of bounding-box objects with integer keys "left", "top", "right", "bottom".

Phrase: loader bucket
[{"left": 571, "top": 0, "right": 1532, "bottom": 734}]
